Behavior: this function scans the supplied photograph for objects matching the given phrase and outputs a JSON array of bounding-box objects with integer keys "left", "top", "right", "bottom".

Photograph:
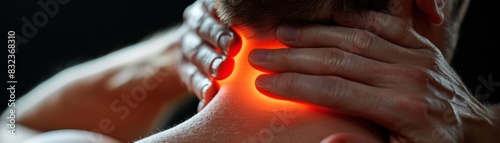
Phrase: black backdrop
[{"left": 2, "top": 0, "right": 499, "bottom": 126}]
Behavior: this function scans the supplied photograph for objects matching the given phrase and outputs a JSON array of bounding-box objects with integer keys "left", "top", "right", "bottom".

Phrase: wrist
[{"left": 463, "top": 105, "right": 500, "bottom": 142}]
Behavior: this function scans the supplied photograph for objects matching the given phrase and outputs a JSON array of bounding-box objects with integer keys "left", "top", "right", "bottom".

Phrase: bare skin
[
  {"left": 0, "top": 26, "right": 190, "bottom": 143},
  {"left": 0, "top": 18, "right": 384, "bottom": 143},
  {"left": 138, "top": 28, "right": 385, "bottom": 143},
  {"left": 184, "top": 0, "right": 500, "bottom": 142},
  {"left": 2, "top": 0, "right": 498, "bottom": 142}
]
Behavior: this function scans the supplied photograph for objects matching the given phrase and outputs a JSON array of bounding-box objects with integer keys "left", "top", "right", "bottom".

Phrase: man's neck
[
  {"left": 216, "top": 27, "right": 307, "bottom": 109},
  {"left": 136, "top": 28, "right": 384, "bottom": 143}
]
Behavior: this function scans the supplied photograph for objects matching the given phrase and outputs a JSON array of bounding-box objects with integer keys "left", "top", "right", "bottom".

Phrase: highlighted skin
[
  {"left": 140, "top": 27, "right": 384, "bottom": 143},
  {"left": 216, "top": 26, "right": 308, "bottom": 109}
]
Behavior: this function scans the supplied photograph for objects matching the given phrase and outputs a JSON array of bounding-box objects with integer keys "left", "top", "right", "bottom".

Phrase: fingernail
[
  {"left": 210, "top": 57, "right": 223, "bottom": 77},
  {"left": 257, "top": 75, "right": 276, "bottom": 87},
  {"left": 197, "top": 99, "right": 205, "bottom": 112},
  {"left": 279, "top": 25, "right": 299, "bottom": 41},
  {"left": 249, "top": 49, "right": 270, "bottom": 63},
  {"left": 226, "top": 34, "right": 241, "bottom": 57},
  {"left": 218, "top": 33, "right": 232, "bottom": 53},
  {"left": 200, "top": 84, "right": 210, "bottom": 100}
]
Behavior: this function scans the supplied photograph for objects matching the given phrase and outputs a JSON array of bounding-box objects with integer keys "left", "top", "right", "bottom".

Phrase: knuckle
[
  {"left": 190, "top": 71, "right": 202, "bottom": 87},
  {"left": 351, "top": 30, "right": 374, "bottom": 54},
  {"left": 321, "top": 76, "right": 348, "bottom": 107},
  {"left": 396, "top": 20, "right": 412, "bottom": 40},
  {"left": 397, "top": 95, "right": 432, "bottom": 123},
  {"left": 193, "top": 44, "right": 211, "bottom": 64},
  {"left": 181, "top": 33, "right": 202, "bottom": 57},
  {"left": 400, "top": 66, "right": 432, "bottom": 86},
  {"left": 184, "top": 3, "right": 204, "bottom": 28},
  {"left": 319, "top": 49, "right": 345, "bottom": 73},
  {"left": 209, "top": 23, "right": 222, "bottom": 41},
  {"left": 302, "top": 24, "right": 322, "bottom": 44},
  {"left": 204, "top": 19, "right": 230, "bottom": 48},
  {"left": 356, "top": 11, "right": 383, "bottom": 34},
  {"left": 179, "top": 62, "right": 196, "bottom": 85},
  {"left": 199, "top": 17, "right": 216, "bottom": 38},
  {"left": 423, "top": 57, "right": 441, "bottom": 72},
  {"left": 365, "top": 11, "right": 379, "bottom": 31},
  {"left": 415, "top": 49, "right": 442, "bottom": 70},
  {"left": 281, "top": 73, "right": 298, "bottom": 90},
  {"left": 183, "top": 2, "right": 197, "bottom": 19},
  {"left": 182, "top": 5, "right": 192, "bottom": 19},
  {"left": 424, "top": 47, "right": 443, "bottom": 59},
  {"left": 207, "top": 7, "right": 216, "bottom": 16},
  {"left": 196, "top": 48, "right": 223, "bottom": 77},
  {"left": 271, "top": 49, "right": 292, "bottom": 67}
]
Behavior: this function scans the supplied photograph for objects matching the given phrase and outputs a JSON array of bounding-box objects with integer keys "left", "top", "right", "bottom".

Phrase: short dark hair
[
  {"left": 216, "top": 0, "right": 389, "bottom": 38},
  {"left": 216, "top": 0, "right": 463, "bottom": 39}
]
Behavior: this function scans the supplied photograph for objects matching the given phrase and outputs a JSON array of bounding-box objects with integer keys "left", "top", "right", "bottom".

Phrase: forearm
[
  {"left": 483, "top": 105, "right": 500, "bottom": 142},
  {"left": 9, "top": 25, "right": 189, "bottom": 142}
]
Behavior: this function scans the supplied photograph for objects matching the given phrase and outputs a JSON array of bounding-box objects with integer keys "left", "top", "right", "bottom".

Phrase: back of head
[
  {"left": 215, "top": 0, "right": 467, "bottom": 60},
  {"left": 215, "top": 0, "right": 389, "bottom": 39}
]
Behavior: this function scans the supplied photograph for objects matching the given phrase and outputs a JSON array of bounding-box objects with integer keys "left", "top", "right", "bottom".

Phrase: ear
[{"left": 415, "top": 0, "right": 445, "bottom": 25}]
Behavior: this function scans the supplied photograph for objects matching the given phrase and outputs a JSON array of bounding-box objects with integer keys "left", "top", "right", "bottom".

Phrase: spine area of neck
[{"left": 216, "top": 26, "right": 308, "bottom": 109}]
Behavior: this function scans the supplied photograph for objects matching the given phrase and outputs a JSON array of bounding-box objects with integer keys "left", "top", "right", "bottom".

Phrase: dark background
[{"left": 2, "top": 0, "right": 499, "bottom": 125}]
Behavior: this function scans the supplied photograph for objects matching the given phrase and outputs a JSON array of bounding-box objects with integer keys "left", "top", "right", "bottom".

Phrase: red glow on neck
[{"left": 216, "top": 27, "right": 307, "bottom": 107}]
